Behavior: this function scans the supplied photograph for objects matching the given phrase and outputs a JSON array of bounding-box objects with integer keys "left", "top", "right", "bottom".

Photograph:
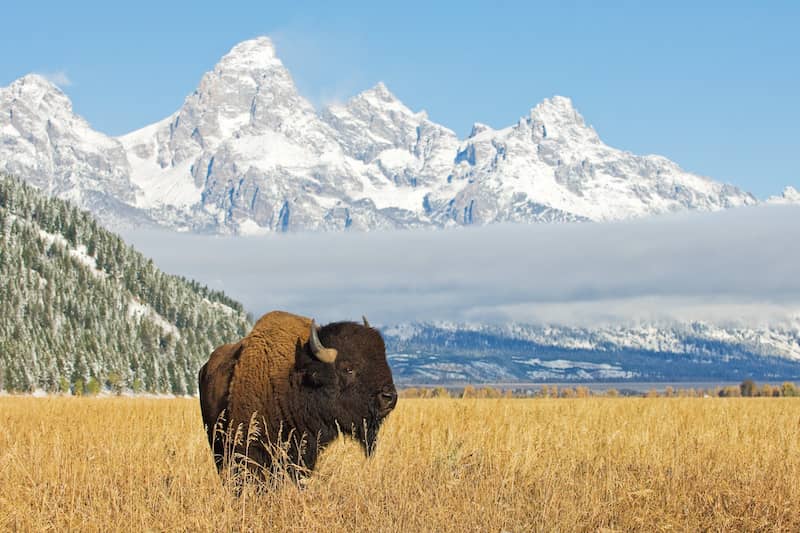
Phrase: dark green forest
[{"left": 0, "top": 175, "right": 251, "bottom": 394}]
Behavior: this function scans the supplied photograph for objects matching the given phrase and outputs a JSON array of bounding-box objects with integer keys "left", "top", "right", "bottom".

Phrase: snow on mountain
[
  {"left": 385, "top": 319, "right": 800, "bottom": 361},
  {"left": 2, "top": 37, "right": 763, "bottom": 233},
  {"left": 119, "top": 37, "right": 421, "bottom": 233},
  {"left": 320, "top": 82, "right": 460, "bottom": 210},
  {"left": 0, "top": 75, "right": 151, "bottom": 230},
  {"left": 382, "top": 318, "right": 800, "bottom": 383},
  {"left": 767, "top": 186, "right": 800, "bottom": 205},
  {"left": 0, "top": 174, "right": 251, "bottom": 393},
  {"left": 433, "top": 96, "right": 755, "bottom": 225}
]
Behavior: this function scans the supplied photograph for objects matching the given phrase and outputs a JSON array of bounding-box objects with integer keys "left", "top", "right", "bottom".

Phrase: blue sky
[{"left": 2, "top": 1, "right": 798, "bottom": 197}]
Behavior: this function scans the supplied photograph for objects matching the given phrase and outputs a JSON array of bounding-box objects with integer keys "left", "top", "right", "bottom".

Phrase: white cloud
[
  {"left": 122, "top": 205, "right": 800, "bottom": 327},
  {"left": 37, "top": 70, "right": 72, "bottom": 88}
]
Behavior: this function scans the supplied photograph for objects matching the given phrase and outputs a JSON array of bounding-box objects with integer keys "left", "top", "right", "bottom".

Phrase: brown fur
[
  {"left": 198, "top": 310, "right": 397, "bottom": 485},
  {"left": 228, "top": 311, "right": 310, "bottom": 437}
]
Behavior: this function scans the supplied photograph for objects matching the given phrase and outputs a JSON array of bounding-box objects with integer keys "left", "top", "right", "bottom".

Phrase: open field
[{"left": 1, "top": 397, "right": 799, "bottom": 532}]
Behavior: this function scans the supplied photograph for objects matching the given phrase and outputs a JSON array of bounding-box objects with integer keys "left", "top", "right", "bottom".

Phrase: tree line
[
  {"left": 400, "top": 380, "right": 800, "bottom": 399},
  {"left": 0, "top": 174, "right": 251, "bottom": 394}
]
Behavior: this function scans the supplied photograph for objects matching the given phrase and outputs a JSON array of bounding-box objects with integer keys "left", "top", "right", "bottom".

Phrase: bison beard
[{"left": 199, "top": 311, "right": 397, "bottom": 488}]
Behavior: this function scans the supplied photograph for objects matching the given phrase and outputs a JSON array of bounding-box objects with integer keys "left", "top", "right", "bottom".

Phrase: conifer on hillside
[{"left": 0, "top": 174, "right": 251, "bottom": 394}]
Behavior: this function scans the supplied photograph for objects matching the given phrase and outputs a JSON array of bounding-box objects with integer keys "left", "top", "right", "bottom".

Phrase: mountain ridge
[
  {"left": 0, "top": 37, "right": 765, "bottom": 234},
  {"left": 383, "top": 319, "right": 800, "bottom": 384}
]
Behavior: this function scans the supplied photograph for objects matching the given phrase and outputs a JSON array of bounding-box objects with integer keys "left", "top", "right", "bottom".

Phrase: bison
[{"left": 198, "top": 310, "right": 397, "bottom": 485}]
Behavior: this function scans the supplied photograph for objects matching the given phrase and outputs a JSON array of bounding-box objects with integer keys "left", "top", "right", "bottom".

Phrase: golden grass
[{"left": 1, "top": 397, "right": 798, "bottom": 532}]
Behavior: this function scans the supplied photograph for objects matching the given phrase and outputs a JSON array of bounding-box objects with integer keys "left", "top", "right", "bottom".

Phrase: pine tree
[{"left": 0, "top": 174, "right": 251, "bottom": 393}]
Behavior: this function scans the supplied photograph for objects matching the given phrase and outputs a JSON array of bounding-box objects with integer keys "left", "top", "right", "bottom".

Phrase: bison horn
[
  {"left": 362, "top": 315, "right": 371, "bottom": 328},
  {"left": 309, "top": 320, "right": 337, "bottom": 363}
]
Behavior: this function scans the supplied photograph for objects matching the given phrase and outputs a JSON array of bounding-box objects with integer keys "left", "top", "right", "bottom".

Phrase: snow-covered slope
[
  {"left": 119, "top": 38, "right": 422, "bottom": 233},
  {"left": 0, "top": 174, "right": 251, "bottom": 393},
  {"left": 0, "top": 75, "right": 155, "bottom": 230},
  {"left": 383, "top": 318, "right": 800, "bottom": 383},
  {"left": 2, "top": 37, "right": 762, "bottom": 233},
  {"left": 432, "top": 96, "right": 755, "bottom": 225}
]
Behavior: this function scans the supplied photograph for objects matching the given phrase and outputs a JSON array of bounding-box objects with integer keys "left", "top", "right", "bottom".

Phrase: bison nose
[{"left": 378, "top": 386, "right": 397, "bottom": 413}]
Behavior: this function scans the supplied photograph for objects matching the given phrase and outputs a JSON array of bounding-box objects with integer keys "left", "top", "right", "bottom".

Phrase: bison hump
[{"left": 227, "top": 311, "right": 313, "bottom": 431}]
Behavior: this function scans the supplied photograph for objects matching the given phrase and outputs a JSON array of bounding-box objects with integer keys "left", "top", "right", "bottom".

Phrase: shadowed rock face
[{"left": 198, "top": 311, "right": 396, "bottom": 485}]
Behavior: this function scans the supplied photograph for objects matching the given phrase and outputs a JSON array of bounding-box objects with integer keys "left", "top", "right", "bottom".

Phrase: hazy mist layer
[{"left": 123, "top": 205, "right": 800, "bottom": 327}]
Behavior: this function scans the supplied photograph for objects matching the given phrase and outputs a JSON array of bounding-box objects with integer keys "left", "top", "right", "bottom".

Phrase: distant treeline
[{"left": 400, "top": 380, "right": 800, "bottom": 399}]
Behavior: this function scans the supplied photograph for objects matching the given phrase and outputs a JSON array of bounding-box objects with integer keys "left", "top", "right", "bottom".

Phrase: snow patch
[
  {"left": 128, "top": 298, "right": 180, "bottom": 338},
  {"left": 37, "top": 228, "right": 106, "bottom": 278}
]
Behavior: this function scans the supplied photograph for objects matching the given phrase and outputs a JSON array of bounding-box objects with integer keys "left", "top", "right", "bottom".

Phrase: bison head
[{"left": 295, "top": 317, "right": 397, "bottom": 456}]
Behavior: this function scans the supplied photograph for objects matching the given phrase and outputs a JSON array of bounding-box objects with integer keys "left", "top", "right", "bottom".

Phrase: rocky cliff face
[
  {"left": 0, "top": 75, "right": 152, "bottom": 229},
  {"left": 1, "top": 37, "right": 760, "bottom": 234}
]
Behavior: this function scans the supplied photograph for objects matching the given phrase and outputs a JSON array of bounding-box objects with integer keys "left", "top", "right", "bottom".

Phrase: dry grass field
[{"left": 1, "top": 397, "right": 799, "bottom": 532}]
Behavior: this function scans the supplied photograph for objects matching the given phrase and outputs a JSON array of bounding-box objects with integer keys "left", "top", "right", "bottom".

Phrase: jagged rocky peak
[
  {"left": 8, "top": 73, "right": 60, "bottom": 93},
  {"left": 469, "top": 122, "right": 493, "bottom": 138},
  {"left": 141, "top": 35, "right": 324, "bottom": 169},
  {"left": 215, "top": 36, "right": 283, "bottom": 71},
  {"left": 4, "top": 74, "right": 73, "bottom": 116},
  {"left": 0, "top": 73, "right": 136, "bottom": 214},
  {"left": 183, "top": 35, "right": 310, "bottom": 130},
  {"left": 362, "top": 81, "right": 399, "bottom": 101},
  {"left": 530, "top": 95, "right": 581, "bottom": 121},
  {"left": 2, "top": 74, "right": 117, "bottom": 152},
  {"left": 323, "top": 81, "right": 437, "bottom": 162},
  {"left": 337, "top": 81, "right": 423, "bottom": 122},
  {"left": 355, "top": 81, "right": 422, "bottom": 115},
  {"left": 523, "top": 95, "right": 600, "bottom": 144}
]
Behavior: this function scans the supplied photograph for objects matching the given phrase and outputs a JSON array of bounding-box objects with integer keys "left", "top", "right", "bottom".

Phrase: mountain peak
[
  {"left": 5, "top": 74, "right": 73, "bottom": 114},
  {"left": 362, "top": 81, "right": 400, "bottom": 103},
  {"left": 530, "top": 95, "right": 581, "bottom": 122},
  {"left": 347, "top": 81, "right": 426, "bottom": 119},
  {"left": 15, "top": 73, "right": 60, "bottom": 90},
  {"left": 545, "top": 95, "right": 575, "bottom": 109},
  {"left": 768, "top": 185, "right": 800, "bottom": 204},
  {"left": 469, "top": 122, "right": 493, "bottom": 138},
  {"left": 525, "top": 95, "right": 598, "bottom": 143},
  {"left": 152, "top": 34, "right": 313, "bottom": 168},
  {"left": 9, "top": 74, "right": 65, "bottom": 97},
  {"left": 216, "top": 36, "right": 283, "bottom": 71}
]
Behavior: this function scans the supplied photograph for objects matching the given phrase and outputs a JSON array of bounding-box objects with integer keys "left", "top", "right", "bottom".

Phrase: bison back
[{"left": 226, "top": 311, "right": 312, "bottom": 435}]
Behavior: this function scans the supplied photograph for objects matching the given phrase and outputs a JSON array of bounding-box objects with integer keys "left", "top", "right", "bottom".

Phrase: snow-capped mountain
[
  {"left": 382, "top": 319, "right": 800, "bottom": 383},
  {"left": 767, "top": 186, "right": 800, "bottom": 205},
  {"left": 0, "top": 75, "right": 156, "bottom": 229},
  {"left": 1, "top": 37, "right": 760, "bottom": 233}
]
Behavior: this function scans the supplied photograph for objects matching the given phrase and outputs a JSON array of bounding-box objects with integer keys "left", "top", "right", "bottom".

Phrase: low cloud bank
[{"left": 123, "top": 205, "right": 800, "bottom": 327}]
